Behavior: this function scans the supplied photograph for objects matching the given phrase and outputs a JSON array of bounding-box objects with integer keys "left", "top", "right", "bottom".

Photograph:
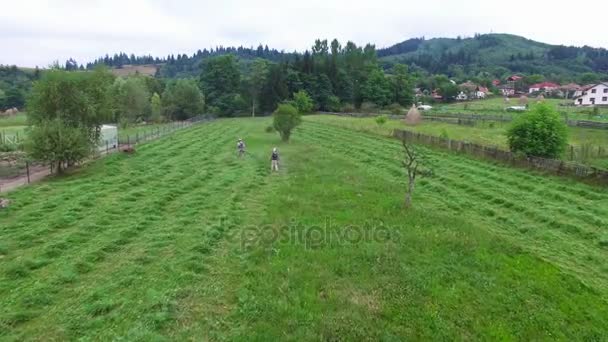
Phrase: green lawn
[
  {"left": 307, "top": 115, "right": 608, "bottom": 169},
  {"left": 1, "top": 118, "right": 607, "bottom": 339},
  {"left": 429, "top": 97, "right": 608, "bottom": 122}
]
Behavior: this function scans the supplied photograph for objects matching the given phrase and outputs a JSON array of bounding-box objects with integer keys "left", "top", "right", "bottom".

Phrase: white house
[
  {"left": 574, "top": 83, "right": 608, "bottom": 106},
  {"left": 456, "top": 91, "right": 468, "bottom": 101}
]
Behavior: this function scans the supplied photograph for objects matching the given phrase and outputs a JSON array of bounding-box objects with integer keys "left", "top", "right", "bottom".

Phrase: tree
[
  {"left": 390, "top": 64, "right": 414, "bottom": 107},
  {"left": 111, "top": 76, "right": 150, "bottom": 123},
  {"left": 293, "top": 90, "right": 314, "bottom": 113},
  {"left": 246, "top": 58, "right": 269, "bottom": 117},
  {"left": 361, "top": 68, "right": 391, "bottom": 107},
  {"left": 199, "top": 55, "right": 241, "bottom": 115},
  {"left": 26, "top": 119, "right": 92, "bottom": 173},
  {"left": 438, "top": 83, "right": 459, "bottom": 102},
  {"left": 26, "top": 68, "right": 114, "bottom": 172},
  {"left": 150, "top": 92, "right": 163, "bottom": 123},
  {"left": 162, "top": 79, "right": 205, "bottom": 120},
  {"left": 401, "top": 139, "right": 431, "bottom": 208},
  {"left": 272, "top": 103, "right": 301, "bottom": 142},
  {"left": 507, "top": 103, "right": 568, "bottom": 158}
]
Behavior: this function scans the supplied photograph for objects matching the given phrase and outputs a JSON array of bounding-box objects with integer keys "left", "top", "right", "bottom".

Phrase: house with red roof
[
  {"left": 528, "top": 82, "right": 560, "bottom": 94},
  {"left": 507, "top": 75, "right": 523, "bottom": 82}
]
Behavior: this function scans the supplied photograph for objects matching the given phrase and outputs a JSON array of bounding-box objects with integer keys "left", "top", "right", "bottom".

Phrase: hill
[
  {"left": 377, "top": 33, "right": 608, "bottom": 79},
  {"left": 82, "top": 33, "right": 608, "bottom": 81}
]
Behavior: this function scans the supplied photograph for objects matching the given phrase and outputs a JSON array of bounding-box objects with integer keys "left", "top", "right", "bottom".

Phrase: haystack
[
  {"left": 405, "top": 105, "right": 421, "bottom": 126},
  {"left": 518, "top": 95, "right": 528, "bottom": 105}
]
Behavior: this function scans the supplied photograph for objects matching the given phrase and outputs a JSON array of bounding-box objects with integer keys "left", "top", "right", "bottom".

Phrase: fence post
[
  {"left": 570, "top": 145, "right": 574, "bottom": 161},
  {"left": 26, "top": 161, "right": 31, "bottom": 184},
  {"left": 106, "top": 140, "right": 109, "bottom": 154}
]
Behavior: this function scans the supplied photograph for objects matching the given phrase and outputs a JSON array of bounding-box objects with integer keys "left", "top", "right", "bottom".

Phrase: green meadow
[{"left": 1, "top": 117, "right": 607, "bottom": 340}]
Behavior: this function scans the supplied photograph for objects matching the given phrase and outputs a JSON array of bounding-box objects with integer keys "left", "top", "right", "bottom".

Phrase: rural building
[
  {"left": 456, "top": 91, "right": 468, "bottom": 101},
  {"left": 476, "top": 86, "right": 490, "bottom": 98},
  {"left": 99, "top": 125, "right": 118, "bottom": 151},
  {"left": 506, "top": 75, "right": 523, "bottom": 82},
  {"left": 574, "top": 83, "right": 608, "bottom": 106},
  {"left": 498, "top": 85, "right": 515, "bottom": 96},
  {"left": 528, "top": 82, "right": 559, "bottom": 94}
]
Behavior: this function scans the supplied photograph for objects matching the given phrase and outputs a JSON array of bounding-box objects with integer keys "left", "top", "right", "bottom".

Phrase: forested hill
[
  {"left": 77, "top": 34, "right": 608, "bottom": 82},
  {"left": 376, "top": 34, "right": 608, "bottom": 80}
]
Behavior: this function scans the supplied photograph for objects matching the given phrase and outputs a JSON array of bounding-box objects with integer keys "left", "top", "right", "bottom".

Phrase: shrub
[
  {"left": 265, "top": 125, "right": 274, "bottom": 133},
  {"left": 375, "top": 115, "right": 388, "bottom": 126},
  {"left": 341, "top": 103, "right": 356, "bottom": 113},
  {"left": 292, "top": 90, "right": 314, "bottom": 114},
  {"left": 387, "top": 103, "right": 404, "bottom": 115},
  {"left": 507, "top": 103, "right": 568, "bottom": 158},
  {"left": 272, "top": 103, "right": 301, "bottom": 142},
  {"left": 327, "top": 96, "right": 341, "bottom": 112},
  {"left": 439, "top": 129, "right": 449, "bottom": 139},
  {"left": 360, "top": 102, "right": 378, "bottom": 113}
]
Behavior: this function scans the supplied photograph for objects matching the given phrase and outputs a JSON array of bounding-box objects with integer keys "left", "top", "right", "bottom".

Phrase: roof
[
  {"left": 529, "top": 82, "right": 560, "bottom": 89},
  {"left": 560, "top": 83, "right": 581, "bottom": 90},
  {"left": 477, "top": 86, "right": 489, "bottom": 93},
  {"left": 492, "top": 79, "right": 501, "bottom": 85},
  {"left": 507, "top": 75, "right": 523, "bottom": 81}
]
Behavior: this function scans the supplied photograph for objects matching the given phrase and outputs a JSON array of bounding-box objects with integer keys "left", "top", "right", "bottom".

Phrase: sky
[{"left": 1, "top": 0, "right": 607, "bottom": 67}]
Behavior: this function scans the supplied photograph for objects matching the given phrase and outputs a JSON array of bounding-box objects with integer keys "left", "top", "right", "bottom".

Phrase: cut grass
[
  {"left": 306, "top": 114, "right": 608, "bottom": 169},
  {"left": 0, "top": 117, "right": 607, "bottom": 339}
]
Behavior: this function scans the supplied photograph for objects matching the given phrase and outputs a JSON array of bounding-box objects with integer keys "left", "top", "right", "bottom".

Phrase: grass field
[
  {"left": 1, "top": 118, "right": 608, "bottom": 339},
  {"left": 429, "top": 97, "right": 608, "bottom": 122},
  {"left": 307, "top": 115, "right": 608, "bottom": 169}
]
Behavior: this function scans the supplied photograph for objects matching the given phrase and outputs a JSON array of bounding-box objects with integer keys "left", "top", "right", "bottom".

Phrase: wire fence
[
  {"left": 393, "top": 129, "right": 608, "bottom": 185},
  {"left": 0, "top": 115, "right": 214, "bottom": 193}
]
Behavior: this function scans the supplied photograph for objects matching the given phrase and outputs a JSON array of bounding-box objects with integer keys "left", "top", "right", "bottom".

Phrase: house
[
  {"left": 456, "top": 91, "right": 468, "bottom": 101},
  {"left": 431, "top": 90, "right": 443, "bottom": 101},
  {"left": 574, "top": 83, "right": 608, "bottom": 106},
  {"left": 492, "top": 79, "right": 501, "bottom": 86},
  {"left": 476, "top": 86, "right": 490, "bottom": 99},
  {"left": 573, "top": 84, "right": 596, "bottom": 98},
  {"left": 528, "top": 82, "right": 560, "bottom": 94},
  {"left": 498, "top": 85, "right": 515, "bottom": 96}
]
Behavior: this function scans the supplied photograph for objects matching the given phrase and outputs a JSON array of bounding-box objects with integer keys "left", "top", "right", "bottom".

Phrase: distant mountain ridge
[
  {"left": 81, "top": 33, "right": 608, "bottom": 80},
  {"left": 376, "top": 34, "right": 608, "bottom": 79}
]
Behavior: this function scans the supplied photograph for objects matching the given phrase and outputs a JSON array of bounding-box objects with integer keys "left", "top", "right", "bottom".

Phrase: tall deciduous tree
[
  {"left": 390, "top": 64, "right": 414, "bottom": 107},
  {"left": 246, "top": 58, "right": 269, "bottom": 117},
  {"left": 26, "top": 67, "right": 114, "bottom": 172},
  {"left": 150, "top": 92, "right": 163, "bottom": 123},
  {"left": 199, "top": 55, "right": 241, "bottom": 115},
  {"left": 162, "top": 79, "right": 205, "bottom": 120}
]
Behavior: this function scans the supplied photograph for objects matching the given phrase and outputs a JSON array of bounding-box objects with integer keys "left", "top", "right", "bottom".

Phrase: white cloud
[{"left": 1, "top": 0, "right": 607, "bottom": 67}]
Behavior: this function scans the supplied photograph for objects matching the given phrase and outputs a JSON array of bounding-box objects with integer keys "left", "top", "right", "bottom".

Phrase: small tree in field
[
  {"left": 401, "top": 139, "right": 431, "bottom": 208},
  {"left": 273, "top": 103, "right": 301, "bottom": 142},
  {"left": 26, "top": 119, "right": 92, "bottom": 173},
  {"left": 507, "top": 103, "right": 568, "bottom": 158}
]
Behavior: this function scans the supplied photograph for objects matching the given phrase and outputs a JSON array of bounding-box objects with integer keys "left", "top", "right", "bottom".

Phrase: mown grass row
[{"left": 298, "top": 119, "right": 608, "bottom": 295}]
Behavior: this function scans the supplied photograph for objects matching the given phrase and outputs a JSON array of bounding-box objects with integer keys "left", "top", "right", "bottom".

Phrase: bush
[
  {"left": 439, "top": 129, "right": 449, "bottom": 139},
  {"left": 387, "top": 103, "right": 404, "bottom": 115},
  {"left": 292, "top": 90, "right": 314, "bottom": 114},
  {"left": 265, "top": 125, "right": 275, "bottom": 133},
  {"left": 507, "top": 103, "right": 568, "bottom": 158},
  {"left": 341, "top": 103, "right": 355, "bottom": 113},
  {"left": 360, "top": 102, "right": 378, "bottom": 113},
  {"left": 272, "top": 103, "right": 301, "bottom": 142},
  {"left": 327, "top": 96, "right": 341, "bottom": 112},
  {"left": 375, "top": 115, "right": 388, "bottom": 126}
]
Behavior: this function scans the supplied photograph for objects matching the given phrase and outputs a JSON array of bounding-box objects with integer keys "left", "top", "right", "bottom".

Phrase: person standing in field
[
  {"left": 270, "top": 147, "right": 279, "bottom": 172},
  {"left": 237, "top": 138, "right": 246, "bottom": 157}
]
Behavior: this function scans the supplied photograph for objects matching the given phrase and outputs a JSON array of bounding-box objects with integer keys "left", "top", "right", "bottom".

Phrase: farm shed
[{"left": 99, "top": 124, "right": 118, "bottom": 151}]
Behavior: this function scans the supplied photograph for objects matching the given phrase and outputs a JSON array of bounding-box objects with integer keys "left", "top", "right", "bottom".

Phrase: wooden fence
[{"left": 393, "top": 129, "right": 608, "bottom": 185}]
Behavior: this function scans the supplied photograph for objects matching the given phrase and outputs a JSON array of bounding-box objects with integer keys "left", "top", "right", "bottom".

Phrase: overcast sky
[{"left": 1, "top": 0, "right": 607, "bottom": 67}]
